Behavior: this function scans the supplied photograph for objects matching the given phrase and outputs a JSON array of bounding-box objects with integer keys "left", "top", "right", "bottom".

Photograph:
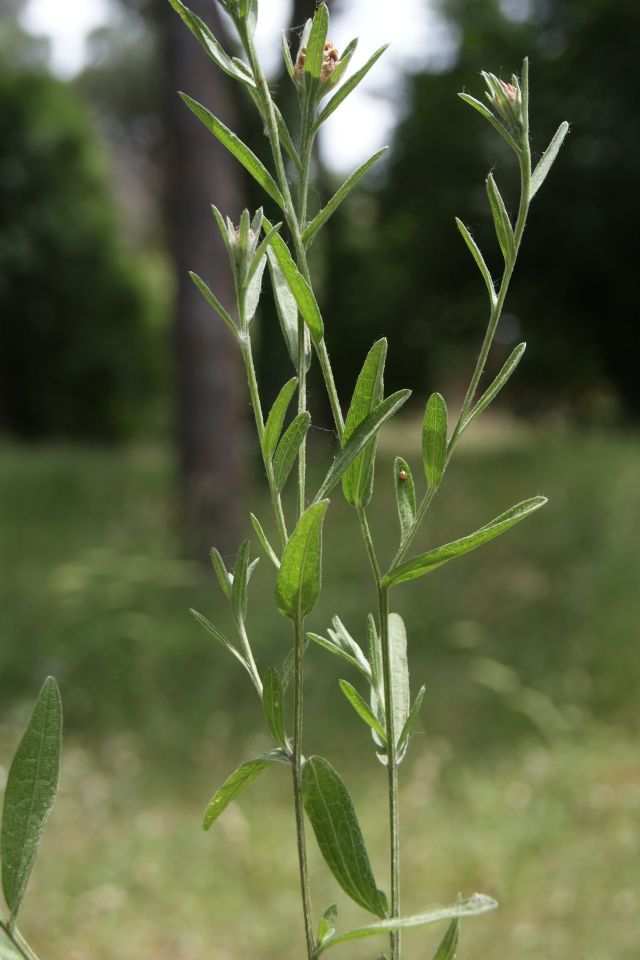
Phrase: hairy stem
[{"left": 293, "top": 614, "right": 315, "bottom": 957}]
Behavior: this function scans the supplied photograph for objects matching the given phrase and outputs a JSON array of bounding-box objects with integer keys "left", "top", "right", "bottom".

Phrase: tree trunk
[{"left": 158, "top": 0, "right": 245, "bottom": 559}]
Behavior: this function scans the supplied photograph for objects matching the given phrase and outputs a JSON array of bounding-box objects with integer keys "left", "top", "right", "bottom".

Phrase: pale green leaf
[
  {"left": 315, "top": 894, "right": 497, "bottom": 955},
  {"left": 167, "top": 0, "right": 254, "bottom": 85},
  {"left": 210, "top": 547, "right": 232, "bottom": 600},
  {"left": 266, "top": 248, "right": 310, "bottom": 371},
  {"left": 305, "top": 3, "right": 329, "bottom": 79},
  {"left": 486, "top": 173, "right": 515, "bottom": 263},
  {"left": 318, "top": 904, "right": 338, "bottom": 945},
  {"left": 315, "top": 390, "right": 411, "bottom": 502},
  {"left": 458, "top": 92, "right": 521, "bottom": 153},
  {"left": 302, "top": 756, "right": 387, "bottom": 918},
  {"left": 455, "top": 218, "right": 496, "bottom": 305},
  {"left": 531, "top": 121, "right": 569, "bottom": 198},
  {"left": 379, "top": 613, "right": 410, "bottom": 763},
  {"left": 189, "top": 272, "right": 237, "bottom": 337},
  {"left": 190, "top": 609, "right": 250, "bottom": 674},
  {"left": 432, "top": 919, "right": 459, "bottom": 960},
  {"left": 281, "top": 30, "right": 295, "bottom": 81},
  {"left": 383, "top": 496, "right": 548, "bottom": 587},
  {"left": 263, "top": 377, "right": 298, "bottom": 460},
  {"left": 231, "top": 539, "right": 250, "bottom": 623},
  {"left": 342, "top": 339, "right": 387, "bottom": 508},
  {"left": 250, "top": 514, "right": 280, "bottom": 569},
  {"left": 463, "top": 342, "right": 526, "bottom": 429},
  {"left": 396, "top": 684, "right": 426, "bottom": 756},
  {"left": 339, "top": 680, "right": 387, "bottom": 742},
  {"left": 263, "top": 668, "right": 287, "bottom": 750},
  {"left": 308, "top": 633, "right": 368, "bottom": 678},
  {"left": 422, "top": 393, "right": 448, "bottom": 489},
  {"left": 276, "top": 501, "right": 329, "bottom": 620},
  {"left": 266, "top": 226, "right": 324, "bottom": 344},
  {"left": 316, "top": 45, "right": 389, "bottom": 129},
  {"left": 303, "top": 149, "right": 388, "bottom": 246},
  {"left": 202, "top": 750, "right": 289, "bottom": 829},
  {"left": 394, "top": 457, "right": 416, "bottom": 542},
  {"left": 272, "top": 412, "right": 311, "bottom": 494},
  {"left": 1, "top": 677, "right": 62, "bottom": 922},
  {"left": 179, "top": 94, "right": 285, "bottom": 208}
]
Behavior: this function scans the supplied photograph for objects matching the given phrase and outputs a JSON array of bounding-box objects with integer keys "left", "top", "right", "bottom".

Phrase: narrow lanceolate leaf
[
  {"left": 432, "top": 918, "right": 460, "bottom": 960},
  {"left": 250, "top": 514, "right": 280, "bottom": 569},
  {"left": 231, "top": 539, "right": 251, "bottom": 623},
  {"left": 281, "top": 30, "right": 295, "bottom": 81},
  {"left": 315, "top": 390, "right": 411, "bottom": 502},
  {"left": 266, "top": 248, "right": 309, "bottom": 371},
  {"left": 202, "top": 750, "right": 289, "bottom": 829},
  {"left": 397, "top": 684, "right": 426, "bottom": 756},
  {"left": 272, "top": 412, "right": 311, "bottom": 494},
  {"left": 383, "top": 496, "right": 548, "bottom": 587},
  {"left": 179, "top": 94, "right": 285, "bottom": 208},
  {"left": 263, "top": 377, "right": 298, "bottom": 461},
  {"left": 464, "top": 342, "right": 526, "bottom": 429},
  {"left": 422, "top": 392, "right": 448, "bottom": 489},
  {"left": 190, "top": 272, "right": 237, "bottom": 337},
  {"left": 342, "top": 339, "right": 387, "bottom": 508},
  {"left": 486, "top": 173, "right": 515, "bottom": 263},
  {"left": 303, "top": 149, "right": 388, "bottom": 246},
  {"left": 339, "top": 680, "right": 387, "bottom": 742},
  {"left": 386, "top": 613, "right": 410, "bottom": 762},
  {"left": 263, "top": 668, "right": 287, "bottom": 749},
  {"left": 302, "top": 756, "right": 387, "bottom": 918},
  {"left": 531, "top": 121, "right": 569, "bottom": 198},
  {"left": 266, "top": 227, "right": 324, "bottom": 344},
  {"left": 1, "top": 677, "right": 62, "bottom": 922},
  {"left": 458, "top": 92, "right": 521, "bottom": 154},
  {"left": 305, "top": 2, "right": 329, "bottom": 79},
  {"left": 315, "top": 894, "right": 497, "bottom": 955},
  {"left": 210, "top": 547, "right": 232, "bottom": 600},
  {"left": 316, "top": 45, "right": 389, "bottom": 129},
  {"left": 276, "top": 501, "right": 329, "bottom": 620},
  {"left": 308, "top": 633, "right": 367, "bottom": 677},
  {"left": 394, "top": 457, "right": 416, "bottom": 542},
  {"left": 455, "top": 218, "right": 496, "bottom": 305},
  {"left": 190, "top": 609, "right": 249, "bottom": 674},
  {"left": 167, "top": 0, "right": 254, "bottom": 86}
]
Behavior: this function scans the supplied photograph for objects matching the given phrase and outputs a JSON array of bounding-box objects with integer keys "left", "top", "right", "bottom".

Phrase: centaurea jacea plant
[{"left": 168, "top": 4, "right": 568, "bottom": 959}]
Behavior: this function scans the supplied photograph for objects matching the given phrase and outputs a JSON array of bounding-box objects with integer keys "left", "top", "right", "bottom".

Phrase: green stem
[
  {"left": 237, "top": 617, "right": 263, "bottom": 697},
  {"left": 378, "top": 586, "right": 400, "bottom": 960},
  {"left": 293, "top": 614, "right": 315, "bottom": 958},
  {"left": 0, "top": 921, "right": 42, "bottom": 960}
]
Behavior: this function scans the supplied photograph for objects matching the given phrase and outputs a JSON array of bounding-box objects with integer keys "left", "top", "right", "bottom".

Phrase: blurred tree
[
  {"left": 0, "top": 59, "right": 157, "bottom": 439},
  {"left": 324, "top": 0, "right": 640, "bottom": 419}
]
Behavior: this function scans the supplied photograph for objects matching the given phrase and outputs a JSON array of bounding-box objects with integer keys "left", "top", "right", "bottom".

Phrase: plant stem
[
  {"left": 293, "top": 614, "right": 315, "bottom": 958},
  {"left": 378, "top": 586, "right": 400, "bottom": 960},
  {"left": 0, "top": 922, "right": 42, "bottom": 960}
]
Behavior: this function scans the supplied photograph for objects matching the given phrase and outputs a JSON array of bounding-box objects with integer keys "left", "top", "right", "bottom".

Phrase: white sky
[{"left": 20, "top": 0, "right": 459, "bottom": 170}]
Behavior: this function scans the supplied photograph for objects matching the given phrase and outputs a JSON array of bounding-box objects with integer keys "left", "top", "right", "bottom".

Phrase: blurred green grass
[{"left": 1, "top": 424, "right": 639, "bottom": 958}]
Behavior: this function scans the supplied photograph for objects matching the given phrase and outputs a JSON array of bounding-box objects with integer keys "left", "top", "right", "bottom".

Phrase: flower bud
[
  {"left": 321, "top": 41, "right": 340, "bottom": 83},
  {"left": 482, "top": 70, "right": 524, "bottom": 134}
]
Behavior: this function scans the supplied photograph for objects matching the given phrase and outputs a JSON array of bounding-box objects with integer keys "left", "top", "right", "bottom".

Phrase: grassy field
[{"left": 0, "top": 425, "right": 639, "bottom": 958}]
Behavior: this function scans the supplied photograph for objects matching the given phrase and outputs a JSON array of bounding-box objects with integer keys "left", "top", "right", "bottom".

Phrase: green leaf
[
  {"left": 394, "top": 457, "right": 416, "bottom": 542},
  {"left": 190, "top": 609, "right": 250, "bottom": 674},
  {"left": 302, "top": 756, "right": 387, "bottom": 918},
  {"left": 281, "top": 30, "right": 295, "bottom": 81},
  {"left": 266, "top": 248, "right": 309, "bottom": 371},
  {"left": 308, "top": 633, "right": 368, "bottom": 678},
  {"left": 342, "top": 339, "right": 387, "bottom": 507},
  {"left": 383, "top": 496, "right": 548, "bottom": 587},
  {"left": 316, "top": 45, "right": 389, "bottom": 129},
  {"left": 179, "top": 94, "right": 285, "bottom": 208},
  {"left": 422, "top": 392, "right": 448, "bottom": 489},
  {"left": 315, "top": 390, "right": 411, "bottom": 502},
  {"left": 305, "top": 3, "right": 329, "bottom": 79},
  {"left": 202, "top": 750, "right": 288, "bottom": 829},
  {"left": 231, "top": 539, "right": 250, "bottom": 623},
  {"left": 458, "top": 91, "right": 521, "bottom": 154},
  {"left": 189, "top": 272, "right": 237, "bottom": 337},
  {"left": 167, "top": 0, "right": 254, "bottom": 86},
  {"left": 396, "top": 684, "right": 426, "bottom": 756},
  {"left": 264, "top": 377, "right": 298, "bottom": 460},
  {"left": 486, "top": 173, "right": 515, "bottom": 263},
  {"left": 432, "top": 919, "right": 459, "bottom": 960},
  {"left": 263, "top": 668, "right": 287, "bottom": 749},
  {"left": 1, "top": 677, "right": 62, "bottom": 922},
  {"left": 455, "top": 218, "right": 496, "bottom": 306},
  {"left": 463, "top": 342, "right": 526, "bottom": 429},
  {"left": 303, "top": 149, "right": 388, "bottom": 246},
  {"left": 531, "top": 121, "right": 569, "bottom": 198},
  {"left": 272, "top": 412, "right": 311, "bottom": 494},
  {"left": 266, "top": 226, "right": 324, "bottom": 344},
  {"left": 384, "top": 613, "right": 410, "bottom": 762},
  {"left": 250, "top": 513, "right": 280, "bottom": 569},
  {"left": 276, "top": 501, "right": 329, "bottom": 620},
  {"left": 329, "top": 618, "right": 371, "bottom": 676},
  {"left": 318, "top": 903, "right": 338, "bottom": 945},
  {"left": 314, "top": 894, "right": 497, "bottom": 955},
  {"left": 210, "top": 547, "right": 232, "bottom": 600},
  {"left": 339, "top": 680, "right": 387, "bottom": 742}
]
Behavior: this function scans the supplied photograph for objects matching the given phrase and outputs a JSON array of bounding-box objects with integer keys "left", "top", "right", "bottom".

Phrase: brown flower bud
[{"left": 321, "top": 41, "right": 340, "bottom": 83}]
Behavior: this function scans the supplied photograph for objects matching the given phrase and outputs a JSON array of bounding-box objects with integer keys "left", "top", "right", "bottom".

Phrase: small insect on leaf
[{"left": 394, "top": 457, "right": 416, "bottom": 543}]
